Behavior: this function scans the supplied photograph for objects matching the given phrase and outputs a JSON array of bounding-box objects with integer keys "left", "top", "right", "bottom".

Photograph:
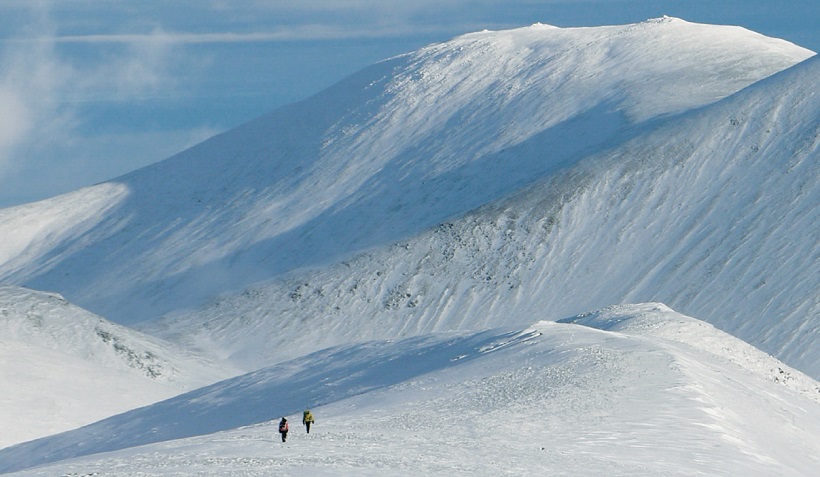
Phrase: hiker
[
  {"left": 278, "top": 417, "right": 289, "bottom": 442},
  {"left": 302, "top": 409, "right": 315, "bottom": 434}
]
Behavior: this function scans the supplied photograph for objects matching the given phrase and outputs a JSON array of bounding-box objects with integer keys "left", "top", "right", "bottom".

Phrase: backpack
[{"left": 279, "top": 420, "right": 288, "bottom": 432}]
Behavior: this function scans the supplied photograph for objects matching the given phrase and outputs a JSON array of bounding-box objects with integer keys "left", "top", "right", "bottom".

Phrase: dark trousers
[
  {"left": 305, "top": 422, "right": 312, "bottom": 433},
  {"left": 280, "top": 431, "right": 288, "bottom": 442}
]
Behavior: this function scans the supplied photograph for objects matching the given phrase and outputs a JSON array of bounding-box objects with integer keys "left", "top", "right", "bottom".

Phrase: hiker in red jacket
[{"left": 278, "top": 417, "right": 289, "bottom": 442}]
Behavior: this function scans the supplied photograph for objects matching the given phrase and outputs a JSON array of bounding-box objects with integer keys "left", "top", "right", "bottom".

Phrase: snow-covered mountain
[
  {"left": 0, "top": 17, "right": 812, "bottom": 322},
  {"left": 1, "top": 16, "right": 819, "bottom": 476},
  {"left": 0, "top": 285, "right": 236, "bottom": 448},
  {"left": 140, "top": 21, "right": 819, "bottom": 377},
  {"left": 2, "top": 304, "right": 818, "bottom": 475}
]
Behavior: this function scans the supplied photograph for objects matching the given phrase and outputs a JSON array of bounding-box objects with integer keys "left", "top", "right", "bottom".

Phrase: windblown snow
[{"left": 0, "top": 17, "right": 818, "bottom": 477}]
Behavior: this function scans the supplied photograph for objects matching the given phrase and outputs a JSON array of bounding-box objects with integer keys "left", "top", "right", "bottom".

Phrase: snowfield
[
  {"left": 2, "top": 305, "right": 819, "bottom": 476},
  {"left": 0, "top": 17, "right": 818, "bottom": 477}
]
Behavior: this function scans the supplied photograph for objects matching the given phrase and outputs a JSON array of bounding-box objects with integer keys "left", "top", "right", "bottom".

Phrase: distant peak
[
  {"left": 646, "top": 15, "right": 682, "bottom": 24},
  {"left": 528, "top": 22, "right": 559, "bottom": 29}
]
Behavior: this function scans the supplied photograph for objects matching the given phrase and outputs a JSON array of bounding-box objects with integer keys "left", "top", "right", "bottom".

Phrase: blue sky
[{"left": 0, "top": 1, "right": 817, "bottom": 207}]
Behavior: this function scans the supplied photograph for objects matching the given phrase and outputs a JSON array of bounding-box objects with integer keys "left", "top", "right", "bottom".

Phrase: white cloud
[
  {"left": 7, "top": 24, "right": 469, "bottom": 46},
  {"left": 0, "top": 29, "right": 73, "bottom": 177},
  {"left": 0, "top": 5, "right": 189, "bottom": 205},
  {"left": 0, "top": 88, "right": 34, "bottom": 158}
]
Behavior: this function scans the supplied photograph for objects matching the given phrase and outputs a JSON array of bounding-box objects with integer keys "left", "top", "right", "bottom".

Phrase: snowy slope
[
  {"left": 145, "top": 53, "right": 819, "bottom": 378},
  {"left": 0, "top": 18, "right": 811, "bottom": 328},
  {"left": 0, "top": 285, "right": 237, "bottom": 448},
  {"left": 2, "top": 305, "right": 818, "bottom": 476},
  {"left": 0, "top": 19, "right": 818, "bottom": 459}
]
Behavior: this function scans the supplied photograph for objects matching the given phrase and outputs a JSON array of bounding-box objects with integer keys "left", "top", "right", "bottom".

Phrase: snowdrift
[
  {"left": 2, "top": 305, "right": 818, "bottom": 476},
  {"left": 0, "top": 285, "right": 236, "bottom": 448}
]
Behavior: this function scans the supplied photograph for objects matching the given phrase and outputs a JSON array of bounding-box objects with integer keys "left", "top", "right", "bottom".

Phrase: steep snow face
[
  {"left": 0, "top": 183, "right": 130, "bottom": 279},
  {"left": 147, "top": 55, "right": 819, "bottom": 378},
  {"left": 0, "top": 19, "right": 811, "bottom": 325},
  {"left": 3, "top": 305, "right": 819, "bottom": 476},
  {"left": 527, "top": 55, "right": 820, "bottom": 375},
  {"left": 0, "top": 285, "right": 237, "bottom": 448}
]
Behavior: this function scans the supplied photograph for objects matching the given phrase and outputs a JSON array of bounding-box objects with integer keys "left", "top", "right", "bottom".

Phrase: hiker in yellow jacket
[{"left": 302, "top": 409, "right": 315, "bottom": 434}]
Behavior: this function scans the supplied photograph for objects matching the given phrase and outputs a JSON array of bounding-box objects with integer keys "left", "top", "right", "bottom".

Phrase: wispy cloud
[
  {"left": 0, "top": 3, "right": 190, "bottom": 204},
  {"left": 5, "top": 23, "right": 486, "bottom": 46},
  {"left": 0, "top": 24, "right": 73, "bottom": 176}
]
